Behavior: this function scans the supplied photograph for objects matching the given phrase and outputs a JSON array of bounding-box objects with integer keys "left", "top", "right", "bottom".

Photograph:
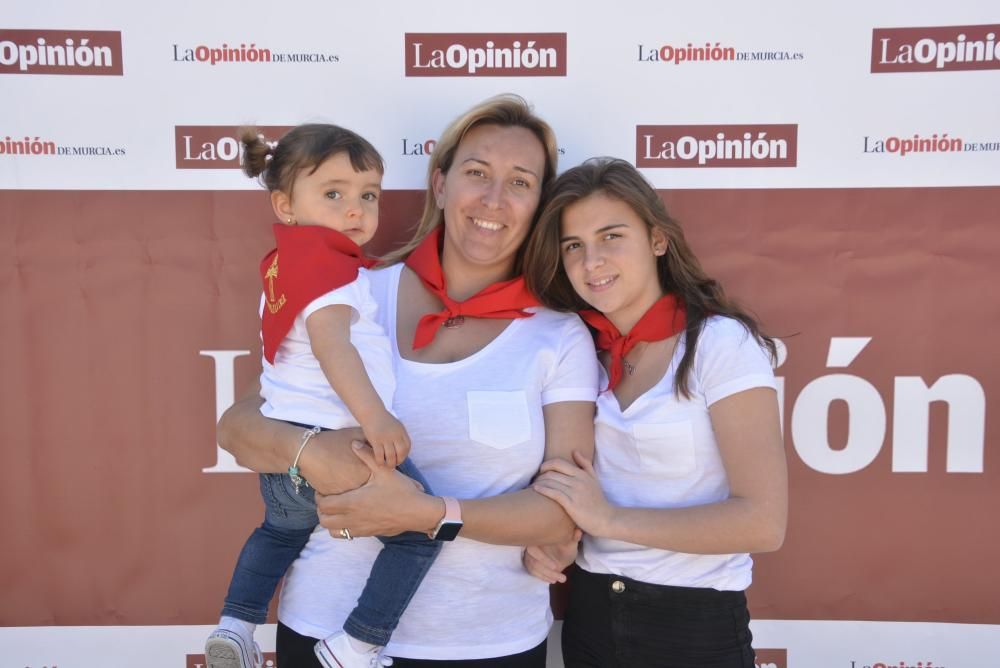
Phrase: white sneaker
[
  {"left": 314, "top": 631, "right": 393, "bottom": 668},
  {"left": 205, "top": 628, "right": 263, "bottom": 668}
]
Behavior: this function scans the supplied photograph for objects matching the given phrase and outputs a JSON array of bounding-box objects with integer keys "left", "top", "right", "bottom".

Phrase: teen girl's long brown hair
[{"left": 523, "top": 157, "right": 775, "bottom": 398}]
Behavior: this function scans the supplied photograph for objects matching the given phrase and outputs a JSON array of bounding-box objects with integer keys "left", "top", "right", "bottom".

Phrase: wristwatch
[{"left": 429, "top": 496, "right": 463, "bottom": 541}]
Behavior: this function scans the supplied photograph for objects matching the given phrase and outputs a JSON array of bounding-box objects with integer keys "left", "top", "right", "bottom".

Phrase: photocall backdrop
[{"left": 2, "top": 2, "right": 998, "bottom": 667}]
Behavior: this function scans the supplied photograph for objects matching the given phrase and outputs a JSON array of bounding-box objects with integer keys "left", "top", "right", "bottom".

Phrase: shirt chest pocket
[
  {"left": 467, "top": 390, "right": 532, "bottom": 449},
  {"left": 631, "top": 421, "right": 696, "bottom": 477}
]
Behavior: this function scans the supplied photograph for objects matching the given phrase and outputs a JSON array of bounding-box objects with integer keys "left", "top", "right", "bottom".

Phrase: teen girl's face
[
  {"left": 559, "top": 191, "right": 667, "bottom": 331},
  {"left": 432, "top": 124, "right": 546, "bottom": 275},
  {"left": 272, "top": 151, "right": 382, "bottom": 246}
]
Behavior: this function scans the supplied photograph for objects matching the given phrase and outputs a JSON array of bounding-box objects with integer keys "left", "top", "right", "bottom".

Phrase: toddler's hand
[{"left": 362, "top": 411, "right": 411, "bottom": 468}]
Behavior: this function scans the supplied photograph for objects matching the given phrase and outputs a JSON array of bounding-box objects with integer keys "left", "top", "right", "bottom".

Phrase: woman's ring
[{"left": 340, "top": 528, "right": 353, "bottom": 540}]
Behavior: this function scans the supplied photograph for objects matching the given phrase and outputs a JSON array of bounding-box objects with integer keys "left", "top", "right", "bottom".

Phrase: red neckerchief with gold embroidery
[
  {"left": 260, "top": 224, "right": 375, "bottom": 363},
  {"left": 579, "top": 294, "right": 687, "bottom": 391},
  {"left": 404, "top": 226, "right": 539, "bottom": 349}
]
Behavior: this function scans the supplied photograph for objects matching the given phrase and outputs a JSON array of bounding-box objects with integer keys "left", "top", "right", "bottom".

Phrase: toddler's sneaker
[
  {"left": 205, "top": 627, "right": 263, "bottom": 668},
  {"left": 315, "top": 631, "right": 393, "bottom": 668}
]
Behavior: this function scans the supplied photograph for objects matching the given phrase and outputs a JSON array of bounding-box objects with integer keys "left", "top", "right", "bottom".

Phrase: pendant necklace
[{"left": 622, "top": 342, "right": 647, "bottom": 376}]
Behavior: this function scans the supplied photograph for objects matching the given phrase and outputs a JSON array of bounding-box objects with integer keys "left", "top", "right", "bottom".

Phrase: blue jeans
[{"left": 221, "top": 434, "right": 442, "bottom": 646}]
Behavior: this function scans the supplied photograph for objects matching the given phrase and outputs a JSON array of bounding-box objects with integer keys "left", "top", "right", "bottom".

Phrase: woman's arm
[
  {"left": 534, "top": 387, "right": 787, "bottom": 554},
  {"left": 461, "top": 399, "right": 594, "bottom": 545},
  {"left": 217, "top": 381, "right": 372, "bottom": 495},
  {"left": 315, "top": 400, "right": 596, "bottom": 545}
]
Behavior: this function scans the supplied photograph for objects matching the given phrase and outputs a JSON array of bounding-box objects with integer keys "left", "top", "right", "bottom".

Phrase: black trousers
[
  {"left": 561, "top": 566, "right": 756, "bottom": 668},
  {"left": 276, "top": 622, "right": 547, "bottom": 667}
]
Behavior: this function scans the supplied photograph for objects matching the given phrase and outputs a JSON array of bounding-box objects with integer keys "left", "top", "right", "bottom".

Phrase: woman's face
[
  {"left": 559, "top": 191, "right": 666, "bottom": 329},
  {"left": 432, "top": 124, "right": 546, "bottom": 276}
]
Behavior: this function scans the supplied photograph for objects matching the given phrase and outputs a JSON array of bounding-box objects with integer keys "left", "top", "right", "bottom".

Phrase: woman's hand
[
  {"left": 297, "top": 427, "right": 370, "bottom": 495},
  {"left": 532, "top": 451, "right": 617, "bottom": 538},
  {"left": 522, "top": 528, "right": 581, "bottom": 584},
  {"left": 315, "top": 441, "right": 439, "bottom": 538}
]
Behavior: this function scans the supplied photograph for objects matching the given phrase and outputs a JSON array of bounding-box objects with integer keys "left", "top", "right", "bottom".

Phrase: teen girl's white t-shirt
[
  {"left": 577, "top": 315, "right": 777, "bottom": 591},
  {"left": 259, "top": 268, "right": 395, "bottom": 430},
  {"left": 278, "top": 263, "right": 600, "bottom": 660}
]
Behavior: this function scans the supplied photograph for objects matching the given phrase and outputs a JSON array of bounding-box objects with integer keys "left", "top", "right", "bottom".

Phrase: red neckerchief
[
  {"left": 260, "top": 224, "right": 375, "bottom": 363},
  {"left": 579, "top": 294, "right": 687, "bottom": 391},
  {"left": 403, "top": 226, "right": 539, "bottom": 349}
]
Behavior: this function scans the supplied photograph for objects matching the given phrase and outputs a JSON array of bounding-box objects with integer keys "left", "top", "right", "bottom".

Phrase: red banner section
[
  {"left": 0, "top": 29, "right": 124, "bottom": 75},
  {"left": 754, "top": 649, "right": 788, "bottom": 668},
  {"left": 404, "top": 33, "right": 567, "bottom": 76},
  {"left": 636, "top": 124, "right": 798, "bottom": 168},
  {"left": 0, "top": 187, "right": 996, "bottom": 627},
  {"left": 174, "top": 126, "right": 293, "bottom": 170},
  {"left": 872, "top": 24, "right": 1000, "bottom": 73}
]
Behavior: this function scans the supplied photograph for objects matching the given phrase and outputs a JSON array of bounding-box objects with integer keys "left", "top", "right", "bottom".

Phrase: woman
[
  {"left": 218, "top": 95, "right": 599, "bottom": 667},
  {"left": 522, "top": 158, "right": 787, "bottom": 668}
]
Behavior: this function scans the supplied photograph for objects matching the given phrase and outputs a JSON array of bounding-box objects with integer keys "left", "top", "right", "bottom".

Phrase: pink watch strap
[{"left": 441, "top": 496, "right": 461, "bottom": 523}]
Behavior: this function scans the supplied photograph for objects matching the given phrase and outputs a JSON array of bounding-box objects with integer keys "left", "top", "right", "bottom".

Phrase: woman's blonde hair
[{"left": 380, "top": 94, "right": 559, "bottom": 272}]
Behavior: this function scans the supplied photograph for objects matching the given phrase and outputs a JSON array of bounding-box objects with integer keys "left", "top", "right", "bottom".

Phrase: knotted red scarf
[
  {"left": 579, "top": 294, "right": 687, "bottom": 391},
  {"left": 404, "top": 226, "right": 538, "bottom": 349},
  {"left": 260, "top": 224, "right": 375, "bottom": 364}
]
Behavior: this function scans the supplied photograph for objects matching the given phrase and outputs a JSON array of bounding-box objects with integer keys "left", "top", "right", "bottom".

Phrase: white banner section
[{"left": 2, "top": 620, "right": 998, "bottom": 668}]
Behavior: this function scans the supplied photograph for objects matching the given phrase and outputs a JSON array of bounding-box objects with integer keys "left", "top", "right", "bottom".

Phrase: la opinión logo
[{"left": 0, "top": 29, "right": 123, "bottom": 75}]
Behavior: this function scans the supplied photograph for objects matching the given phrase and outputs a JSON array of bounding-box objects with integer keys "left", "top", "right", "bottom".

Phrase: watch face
[{"left": 434, "top": 520, "right": 462, "bottom": 541}]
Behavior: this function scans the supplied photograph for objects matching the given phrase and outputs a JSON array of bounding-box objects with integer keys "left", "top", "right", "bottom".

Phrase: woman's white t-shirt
[
  {"left": 259, "top": 268, "right": 395, "bottom": 430},
  {"left": 278, "top": 263, "right": 600, "bottom": 660},
  {"left": 577, "top": 316, "right": 776, "bottom": 591}
]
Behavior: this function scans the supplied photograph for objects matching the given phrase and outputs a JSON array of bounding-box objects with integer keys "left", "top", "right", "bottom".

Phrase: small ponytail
[
  {"left": 239, "top": 127, "right": 274, "bottom": 182},
  {"left": 239, "top": 123, "right": 383, "bottom": 196}
]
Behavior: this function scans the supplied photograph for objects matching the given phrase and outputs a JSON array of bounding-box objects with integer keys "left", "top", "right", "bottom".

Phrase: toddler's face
[{"left": 285, "top": 151, "right": 382, "bottom": 246}]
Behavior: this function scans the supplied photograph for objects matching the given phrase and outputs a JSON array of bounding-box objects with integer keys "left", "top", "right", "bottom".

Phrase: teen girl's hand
[
  {"left": 532, "top": 451, "right": 617, "bottom": 538},
  {"left": 522, "top": 528, "right": 582, "bottom": 584},
  {"left": 361, "top": 410, "right": 411, "bottom": 468}
]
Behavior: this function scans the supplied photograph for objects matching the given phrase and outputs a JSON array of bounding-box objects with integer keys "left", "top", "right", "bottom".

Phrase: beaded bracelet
[{"left": 288, "top": 426, "right": 321, "bottom": 494}]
